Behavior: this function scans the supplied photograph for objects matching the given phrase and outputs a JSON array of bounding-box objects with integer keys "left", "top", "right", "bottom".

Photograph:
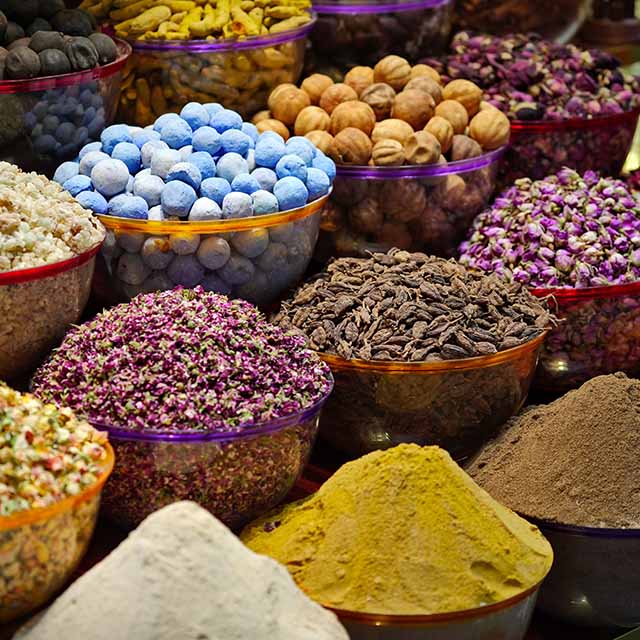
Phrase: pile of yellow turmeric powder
[{"left": 242, "top": 444, "right": 553, "bottom": 615}]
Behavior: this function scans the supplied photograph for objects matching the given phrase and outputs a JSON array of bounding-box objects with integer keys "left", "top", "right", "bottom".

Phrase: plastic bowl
[
  {"left": 531, "top": 280, "right": 640, "bottom": 391},
  {"left": 0, "top": 40, "right": 130, "bottom": 176},
  {"left": 307, "top": 0, "right": 453, "bottom": 72},
  {"left": 317, "top": 333, "right": 545, "bottom": 460},
  {"left": 93, "top": 381, "right": 333, "bottom": 531},
  {"left": 0, "top": 443, "right": 114, "bottom": 623},
  {"left": 0, "top": 242, "right": 103, "bottom": 381},
  {"left": 117, "top": 21, "right": 313, "bottom": 126},
  {"left": 529, "top": 519, "right": 640, "bottom": 627},
  {"left": 500, "top": 110, "right": 640, "bottom": 187},
  {"left": 94, "top": 195, "right": 327, "bottom": 306},
  {"left": 454, "top": 0, "right": 592, "bottom": 44},
  {"left": 315, "top": 149, "right": 503, "bottom": 261},
  {"left": 326, "top": 583, "right": 544, "bottom": 640}
]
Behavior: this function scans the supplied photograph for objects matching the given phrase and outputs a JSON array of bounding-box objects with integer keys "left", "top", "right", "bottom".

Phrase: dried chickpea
[
  {"left": 330, "top": 100, "right": 376, "bottom": 136},
  {"left": 331, "top": 127, "right": 372, "bottom": 165},
  {"left": 301, "top": 74, "right": 334, "bottom": 105},
  {"left": 305, "top": 130, "right": 335, "bottom": 155},
  {"left": 344, "top": 66, "right": 375, "bottom": 97},
  {"left": 469, "top": 109, "right": 510, "bottom": 150},
  {"left": 372, "top": 139, "right": 405, "bottom": 166},
  {"left": 360, "top": 83, "right": 396, "bottom": 121},
  {"left": 442, "top": 79, "right": 483, "bottom": 117},
  {"left": 256, "top": 119, "right": 290, "bottom": 140},
  {"left": 435, "top": 100, "right": 468, "bottom": 135},
  {"left": 410, "top": 63, "right": 441, "bottom": 84},
  {"left": 425, "top": 116, "right": 454, "bottom": 154},
  {"left": 373, "top": 55, "right": 411, "bottom": 91},
  {"left": 319, "top": 83, "right": 358, "bottom": 115},
  {"left": 269, "top": 86, "right": 310, "bottom": 126},
  {"left": 391, "top": 90, "right": 435, "bottom": 130},
  {"left": 294, "top": 106, "right": 331, "bottom": 136},
  {"left": 371, "top": 118, "right": 414, "bottom": 145}
]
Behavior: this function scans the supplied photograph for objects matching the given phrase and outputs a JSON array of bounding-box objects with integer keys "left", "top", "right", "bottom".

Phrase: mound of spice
[
  {"left": 17, "top": 502, "right": 349, "bottom": 640},
  {"left": 468, "top": 373, "right": 640, "bottom": 529},
  {"left": 459, "top": 168, "right": 640, "bottom": 288},
  {"left": 32, "top": 287, "right": 331, "bottom": 433},
  {"left": 0, "top": 162, "right": 104, "bottom": 272},
  {"left": 242, "top": 444, "right": 553, "bottom": 615},
  {"left": 0, "top": 383, "right": 109, "bottom": 517},
  {"left": 274, "top": 249, "right": 552, "bottom": 361}
]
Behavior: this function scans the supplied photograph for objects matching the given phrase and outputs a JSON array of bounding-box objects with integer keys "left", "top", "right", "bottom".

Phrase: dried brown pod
[
  {"left": 450, "top": 134, "right": 483, "bottom": 161},
  {"left": 372, "top": 139, "right": 405, "bottom": 166},
  {"left": 371, "top": 118, "right": 414, "bottom": 145},
  {"left": 424, "top": 116, "right": 454, "bottom": 154},
  {"left": 301, "top": 73, "right": 334, "bottom": 105},
  {"left": 349, "top": 196, "right": 384, "bottom": 234},
  {"left": 403, "top": 130, "right": 441, "bottom": 165},
  {"left": 410, "top": 63, "right": 441, "bottom": 84},
  {"left": 294, "top": 106, "right": 331, "bottom": 136},
  {"left": 330, "top": 100, "right": 376, "bottom": 136},
  {"left": 404, "top": 76, "right": 443, "bottom": 105},
  {"left": 330, "top": 127, "right": 373, "bottom": 165},
  {"left": 305, "top": 130, "right": 335, "bottom": 156},
  {"left": 391, "top": 90, "right": 435, "bottom": 130},
  {"left": 442, "top": 79, "right": 483, "bottom": 117},
  {"left": 469, "top": 109, "right": 510, "bottom": 150},
  {"left": 360, "top": 83, "right": 396, "bottom": 121},
  {"left": 269, "top": 86, "right": 310, "bottom": 126},
  {"left": 435, "top": 100, "right": 469, "bottom": 135},
  {"left": 256, "top": 119, "right": 290, "bottom": 140},
  {"left": 373, "top": 55, "right": 412, "bottom": 91},
  {"left": 319, "top": 83, "right": 359, "bottom": 115},
  {"left": 251, "top": 110, "right": 271, "bottom": 124},
  {"left": 344, "top": 66, "right": 375, "bottom": 97}
]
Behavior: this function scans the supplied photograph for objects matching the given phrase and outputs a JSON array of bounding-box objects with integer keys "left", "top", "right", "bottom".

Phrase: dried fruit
[
  {"left": 442, "top": 79, "right": 482, "bottom": 117},
  {"left": 319, "top": 83, "right": 358, "bottom": 115},
  {"left": 329, "top": 100, "right": 376, "bottom": 136},
  {"left": 305, "top": 130, "right": 334, "bottom": 155},
  {"left": 301, "top": 73, "right": 334, "bottom": 105},
  {"left": 372, "top": 139, "right": 405, "bottom": 166},
  {"left": 391, "top": 89, "right": 435, "bottom": 130},
  {"left": 371, "top": 118, "right": 414, "bottom": 145},
  {"left": 268, "top": 85, "right": 310, "bottom": 126},
  {"left": 373, "top": 54, "right": 411, "bottom": 91},
  {"left": 294, "top": 105, "right": 331, "bottom": 136},
  {"left": 348, "top": 196, "right": 383, "bottom": 234},
  {"left": 450, "top": 134, "right": 483, "bottom": 161},
  {"left": 360, "top": 82, "right": 396, "bottom": 121},
  {"left": 425, "top": 116, "right": 454, "bottom": 154},
  {"left": 469, "top": 109, "right": 510, "bottom": 150},
  {"left": 410, "top": 63, "right": 441, "bottom": 84},
  {"left": 344, "top": 66, "right": 374, "bottom": 97},
  {"left": 403, "top": 131, "right": 441, "bottom": 165},
  {"left": 330, "top": 127, "right": 372, "bottom": 165},
  {"left": 256, "top": 118, "right": 291, "bottom": 140},
  {"left": 252, "top": 110, "right": 271, "bottom": 124},
  {"left": 404, "top": 76, "right": 443, "bottom": 104},
  {"left": 435, "top": 100, "right": 469, "bottom": 135}
]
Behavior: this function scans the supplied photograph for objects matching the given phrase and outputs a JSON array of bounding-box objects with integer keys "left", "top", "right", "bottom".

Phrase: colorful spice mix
[{"left": 32, "top": 287, "right": 331, "bottom": 433}]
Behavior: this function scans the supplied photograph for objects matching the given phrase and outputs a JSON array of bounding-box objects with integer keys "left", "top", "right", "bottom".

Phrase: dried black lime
[
  {"left": 88, "top": 32, "right": 117, "bottom": 65},
  {"left": 5, "top": 45, "right": 40, "bottom": 79},
  {"left": 29, "top": 29, "right": 63, "bottom": 53},
  {"left": 8, "top": 37, "right": 31, "bottom": 50},
  {"left": 50, "top": 9, "right": 93, "bottom": 37},
  {"left": 4, "top": 22, "right": 25, "bottom": 45},
  {"left": 25, "top": 18, "right": 51, "bottom": 36},
  {"left": 64, "top": 36, "right": 97, "bottom": 70},
  {"left": 37, "top": 0, "right": 66, "bottom": 19},
  {"left": 0, "top": 11, "right": 7, "bottom": 42},
  {"left": 38, "top": 47, "right": 70, "bottom": 75}
]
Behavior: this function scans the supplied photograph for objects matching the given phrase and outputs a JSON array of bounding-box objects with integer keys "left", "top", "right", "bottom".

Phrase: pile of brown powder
[{"left": 467, "top": 373, "right": 640, "bottom": 529}]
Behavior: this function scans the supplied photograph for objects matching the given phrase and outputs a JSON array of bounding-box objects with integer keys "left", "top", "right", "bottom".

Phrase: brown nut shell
[
  {"left": 301, "top": 73, "right": 334, "bottom": 104},
  {"left": 330, "top": 100, "right": 377, "bottom": 136},
  {"left": 319, "top": 83, "right": 358, "bottom": 115},
  {"left": 330, "top": 127, "right": 373, "bottom": 165},
  {"left": 305, "top": 130, "right": 335, "bottom": 155},
  {"left": 424, "top": 116, "right": 454, "bottom": 154},
  {"left": 344, "top": 66, "right": 375, "bottom": 97},
  {"left": 450, "top": 134, "right": 483, "bottom": 161},
  {"left": 294, "top": 105, "right": 331, "bottom": 136},
  {"left": 391, "top": 89, "right": 435, "bottom": 130},
  {"left": 373, "top": 55, "right": 412, "bottom": 91},
  {"left": 442, "top": 79, "right": 483, "bottom": 117},
  {"left": 404, "top": 76, "right": 443, "bottom": 104},
  {"left": 469, "top": 109, "right": 510, "bottom": 150},
  {"left": 372, "top": 139, "right": 405, "bottom": 166},
  {"left": 360, "top": 82, "right": 396, "bottom": 121},
  {"left": 403, "top": 130, "right": 441, "bottom": 165},
  {"left": 252, "top": 110, "right": 271, "bottom": 124},
  {"left": 410, "top": 63, "right": 441, "bottom": 84},
  {"left": 269, "top": 86, "right": 310, "bottom": 126},
  {"left": 371, "top": 118, "right": 414, "bottom": 145},
  {"left": 435, "top": 100, "right": 469, "bottom": 135},
  {"left": 256, "top": 119, "right": 290, "bottom": 140}
]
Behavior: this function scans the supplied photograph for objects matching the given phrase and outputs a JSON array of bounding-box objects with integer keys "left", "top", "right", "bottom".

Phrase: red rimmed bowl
[
  {"left": 0, "top": 39, "right": 131, "bottom": 176},
  {"left": 531, "top": 280, "right": 640, "bottom": 391},
  {"left": 0, "top": 242, "right": 104, "bottom": 380}
]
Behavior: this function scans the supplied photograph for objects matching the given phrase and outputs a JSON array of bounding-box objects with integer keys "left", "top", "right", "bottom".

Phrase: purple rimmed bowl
[{"left": 91, "top": 376, "right": 333, "bottom": 531}]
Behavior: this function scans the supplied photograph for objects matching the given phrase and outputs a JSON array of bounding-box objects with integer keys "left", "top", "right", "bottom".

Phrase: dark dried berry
[
  {"left": 38, "top": 0, "right": 66, "bottom": 19},
  {"left": 38, "top": 47, "right": 70, "bottom": 76},
  {"left": 88, "top": 32, "right": 117, "bottom": 65},
  {"left": 4, "top": 22, "right": 25, "bottom": 45},
  {"left": 50, "top": 9, "right": 93, "bottom": 37},
  {"left": 25, "top": 18, "right": 51, "bottom": 37},
  {"left": 29, "top": 29, "right": 64, "bottom": 53},
  {"left": 5, "top": 46, "right": 40, "bottom": 79},
  {"left": 64, "top": 36, "right": 98, "bottom": 71}
]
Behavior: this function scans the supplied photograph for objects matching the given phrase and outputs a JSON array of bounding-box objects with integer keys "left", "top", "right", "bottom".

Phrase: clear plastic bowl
[
  {"left": 530, "top": 519, "right": 640, "bottom": 627},
  {"left": 0, "top": 242, "right": 103, "bottom": 381},
  {"left": 454, "top": 0, "right": 592, "bottom": 44},
  {"left": 307, "top": 0, "right": 453, "bottom": 71},
  {"left": 327, "top": 582, "right": 544, "bottom": 640},
  {"left": 0, "top": 443, "right": 114, "bottom": 623},
  {"left": 317, "top": 334, "right": 545, "bottom": 460},
  {"left": 93, "top": 382, "right": 333, "bottom": 531},
  {"left": 500, "top": 110, "right": 640, "bottom": 187},
  {"left": 315, "top": 149, "right": 504, "bottom": 262},
  {"left": 0, "top": 40, "right": 130, "bottom": 176},
  {"left": 94, "top": 195, "right": 327, "bottom": 306},
  {"left": 117, "top": 21, "right": 313, "bottom": 126},
  {"left": 530, "top": 281, "right": 640, "bottom": 391}
]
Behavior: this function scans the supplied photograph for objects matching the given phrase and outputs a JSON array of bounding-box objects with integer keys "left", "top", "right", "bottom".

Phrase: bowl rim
[
  {"left": 0, "top": 442, "right": 115, "bottom": 530},
  {"left": 0, "top": 241, "right": 103, "bottom": 286},
  {"left": 89, "top": 370, "right": 334, "bottom": 442},
  {"left": 530, "top": 278, "right": 640, "bottom": 302},
  {"left": 123, "top": 16, "right": 316, "bottom": 52},
  {"left": 510, "top": 107, "right": 640, "bottom": 133},
  {"left": 334, "top": 146, "right": 505, "bottom": 180},
  {"left": 318, "top": 330, "right": 547, "bottom": 373},
  {"left": 0, "top": 39, "right": 132, "bottom": 95},
  {"left": 96, "top": 191, "right": 329, "bottom": 233},
  {"left": 313, "top": 0, "right": 450, "bottom": 14},
  {"left": 525, "top": 514, "right": 640, "bottom": 538}
]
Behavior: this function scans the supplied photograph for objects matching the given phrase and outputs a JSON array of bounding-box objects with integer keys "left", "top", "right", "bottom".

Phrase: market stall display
[
  {"left": 15, "top": 501, "right": 349, "bottom": 639},
  {"left": 274, "top": 249, "right": 552, "bottom": 457},
  {"left": 32, "top": 287, "right": 333, "bottom": 529},
  {"left": 460, "top": 167, "right": 640, "bottom": 389},
  {"left": 242, "top": 444, "right": 553, "bottom": 639},
  {"left": 0, "top": 161, "right": 105, "bottom": 380},
  {"left": 468, "top": 373, "right": 640, "bottom": 626},
  {"left": 427, "top": 31, "right": 640, "bottom": 185},
  {"left": 0, "top": 383, "right": 114, "bottom": 623}
]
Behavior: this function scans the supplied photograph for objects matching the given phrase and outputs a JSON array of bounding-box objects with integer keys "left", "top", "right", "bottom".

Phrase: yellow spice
[{"left": 241, "top": 444, "right": 553, "bottom": 616}]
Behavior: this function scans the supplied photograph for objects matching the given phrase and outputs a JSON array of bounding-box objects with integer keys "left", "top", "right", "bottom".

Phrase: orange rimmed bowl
[
  {"left": 317, "top": 333, "right": 546, "bottom": 460},
  {"left": 0, "top": 443, "right": 115, "bottom": 623}
]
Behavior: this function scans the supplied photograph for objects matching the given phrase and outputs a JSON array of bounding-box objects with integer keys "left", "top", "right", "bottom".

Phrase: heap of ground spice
[
  {"left": 32, "top": 287, "right": 332, "bottom": 433},
  {"left": 468, "top": 373, "right": 640, "bottom": 528}
]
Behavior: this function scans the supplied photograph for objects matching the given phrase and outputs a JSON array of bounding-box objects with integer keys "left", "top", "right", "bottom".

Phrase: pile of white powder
[{"left": 16, "top": 502, "right": 348, "bottom": 640}]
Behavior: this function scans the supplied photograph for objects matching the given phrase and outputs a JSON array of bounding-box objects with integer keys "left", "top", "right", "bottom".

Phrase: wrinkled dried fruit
[
  {"left": 330, "top": 127, "right": 372, "bottom": 165},
  {"left": 319, "top": 83, "right": 358, "bottom": 115},
  {"left": 360, "top": 82, "right": 396, "bottom": 121},
  {"left": 330, "top": 100, "right": 376, "bottom": 136},
  {"left": 371, "top": 118, "right": 414, "bottom": 145},
  {"left": 256, "top": 118, "right": 290, "bottom": 140},
  {"left": 29, "top": 29, "right": 64, "bottom": 53},
  {"left": 469, "top": 109, "right": 510, "bottom": 150},
  {"left": 64, "top": 36, "right": 98, "bottom": 71},
  {"left": 305, "top": 130, "right": 334, "bottom": 155},
  {"left": 424, "top": 116, "right": 454, "bottom": 154},
  {"left": 442, "top": 79, "right": 483, "bottom": 117},
  {"left": 435, "top": 100, "right": 469, "bottom": 135},
  {"left": 344, "top": 66, "right": 374, "bottom": 97},
  {"left": 403, "top": 130, "right": 441, "bottom": 165},
  {"left": 348, "top": 196, "right": 383, "bottom": 234},
  {"left": 294, "top": 105, "right": 331, "bottom": 136},
  {"left": 301, "top": 73, "right": 334, "bottom": 105},
  {"left": 38, "top": 47, "right": 70, "bottom": 75},
  {"left": 373, "top": 54, "right": 411, "bottom": 91},
  {"left": 5, "top": 46, "right": 40, "bottom": 79},
  {"left": 391, "top": 89, "right": 435, "bottom": 130},
  {"left": 404, "top": 76, "right": 442, "bottom": 104},
  {"left": 269, "top": 85, "right": 310, "bottom": 126},
  {"left": 410, "top": 63, "right": 441, "bottom": 84},
  {"left": 50, "top": 9, "right": 93, "bottom": 37},
  {"left": 450, "top": 134, "right": 483, "bottom": 161},
  {"left": 89, "top": 32, "right": 118, "bottom": 65},
  {"left": 372, "top": 138, "right": 405, "bottom": 166},
  {"left": 252, "top": 110, "right": 271, "bottom": 124}
]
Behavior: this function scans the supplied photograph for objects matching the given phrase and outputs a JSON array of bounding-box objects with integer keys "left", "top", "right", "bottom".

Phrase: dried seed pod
[
  {"left": 344, "top": 66, "right": 374, "bottom": 97},
  {"left": 319, "top": 83, "right": 358, "bottom": 115},
  {"left": 372, "top": 139, "right": 405, "bottom": 166},
  {"left": 294, "top": 105, "right": 331, "bottom": 136},
  {"left": 404, "top": 76, "right": 442, "bottom": 105},
  {"left": 256, "top": 118, "right": 290, "bottom": 140},
  {"left": 268, "top": 85, "right": 310, "bottom": 126},
  {"left": 301, "top": 73, "right": 334, "bottom": 105},
  {"left": 330, "top": 100, "right": 376, "bottom": 136},
  {"left": 424, "top": 116, "right": 454, "bottom": 154},
  {"left": 391, "top": 89, "right": 435, "bottom": 130},
  {"left": 371, "top": 118, "right": 414, "bottom": 145},
  {"left": 403, "top": 131, "right": 441, "bottom": 165},
  {"left": 450, "top": 135, "right": 483, "bottom": 161},
  {"left": 330, "top": 127, "right": 372, "bottom": 165},
  {"left": 435, "top": 100, "right": 468, "bottom": 135},
  {"left": 349, "top": 196, "right": 384, "bottom": 234},
  {"left": 469, "top": 109, "right": 510, "bottom": 150},
  {"left": 360, "top": 82, "right": 396, "bottom": 121},
  {"left": 442, "top": 79, "right": 483, "bottom": 118},
  {"left": 305, "top": 130, "right": 335, "bottom": 156},
  {"left": 373, "top": 55, "right": 411, "bottom": 91},
  {"left": 410, "top": 63, "right": 441, "bottom": 84}
]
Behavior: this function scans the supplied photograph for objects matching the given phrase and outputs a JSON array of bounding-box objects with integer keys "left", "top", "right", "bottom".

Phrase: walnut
[
  {"left": 360, "top": 83, "right": 396, "bottom": 121},
  {"left": 442, "top": 79, "right": 483, "bottom": 117},
  {"left": 424, "top": 116, "right": 454, "bottom": 154},
  {"left": 256, "top": 118, "right": 290, "bottom": 140},
  {"left": 435, "top": 100, "right": 468, "bottom": 135},
  {"left": 372, "top": 139, "right": 405, "bottom": 166},
  {"left": 450, "top": 134, "right": 483, "bottom": 161},
  {"left": 404, "top": 76, "right": 442, "bottom": 104},
  {"left": 348, "top": 196, "right": 384, "bottom": 234},
  {"left": 305, "top": 130, "right": 335, "bottom": 155},
  {"left": 344, "top": 66, "right": 374, "bottom": 97},
  {"left": 251, "top": 110, "right": 271, "bottom": 124},
  {"left": 391, "top": 90, "right": 435, "bottom": 130},
  {"left": 371, "top": 119, "right": 414, "bottom": 145},
  {"left": 373, "top": 55, "right": 411, "bottom": 91},
  {"left": 330, "top": 127, "right": 372, "bottom": 165},
  {"left": 330, "top": 100, "right": 376, "bottom": 136},
  {"left": 469, "top": 109, "right": 510, "bottom": 150},
  {"left": 410, "top": 63, "right": 441, "bottom": 84},
  {"left": 268, "top": 85, "right": 310, "bottom": 125},
  {"left": 319, "top": 83, "right": 358, "bottom": 115},
  {"left": 403, "top": 130, "right": 441, "bottom": 165},
  {"left": 301, "top": 73, "right": 334, "bottom": 105},
  {"left": 294, "top": 106, "right": 331, "bottom": 136}
]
